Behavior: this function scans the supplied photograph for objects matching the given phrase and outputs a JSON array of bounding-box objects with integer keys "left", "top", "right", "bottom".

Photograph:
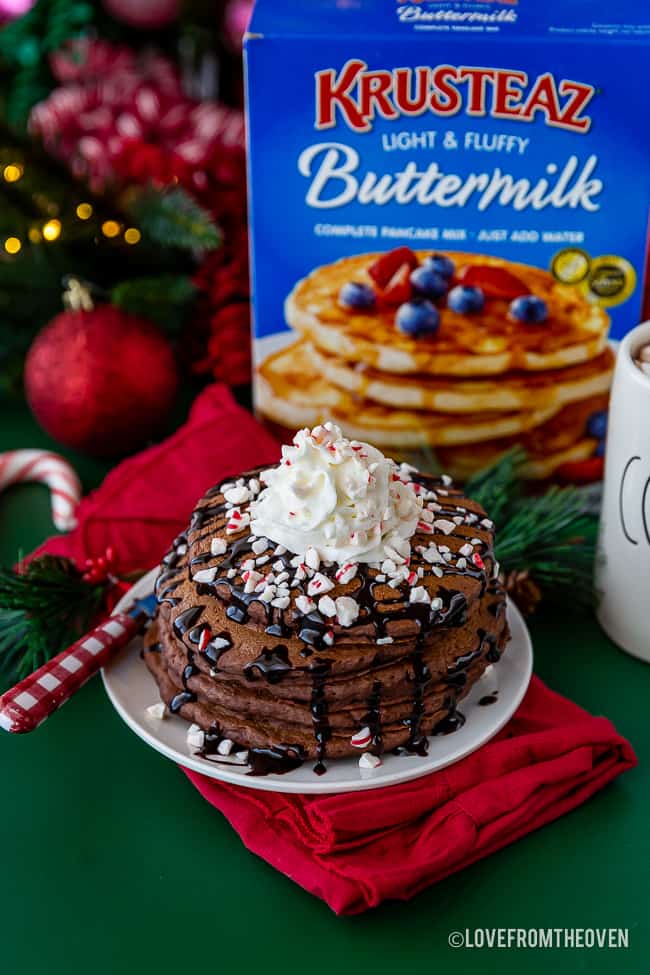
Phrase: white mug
[{"left": 597, "top": 320, "right": 650, "bottom": 662}]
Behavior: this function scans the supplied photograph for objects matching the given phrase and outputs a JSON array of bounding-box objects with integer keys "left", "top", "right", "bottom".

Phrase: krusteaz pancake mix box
[{"left": 244, "top": 0, "right": 650, "bottom": 482}]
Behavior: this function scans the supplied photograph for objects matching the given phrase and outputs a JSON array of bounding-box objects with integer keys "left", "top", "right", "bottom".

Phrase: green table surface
[{"left": 1, "top": 400, "right": 648, "bottom": 974}]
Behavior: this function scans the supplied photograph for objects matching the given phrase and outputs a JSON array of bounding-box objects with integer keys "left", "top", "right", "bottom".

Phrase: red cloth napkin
[{"left": 36, "top": 384, "right": 637, "bottom": 915}]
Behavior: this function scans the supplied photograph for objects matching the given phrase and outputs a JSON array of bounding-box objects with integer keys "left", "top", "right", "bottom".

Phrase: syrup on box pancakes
[
  {"left": 286, "top": 250, "right": 609, "bottom": 376},
  {"left": 256, "top": 249, "right": 613, "bottom": 480},
  {"left": 143, "top": 423, "right": 509, "bottom": 776}
]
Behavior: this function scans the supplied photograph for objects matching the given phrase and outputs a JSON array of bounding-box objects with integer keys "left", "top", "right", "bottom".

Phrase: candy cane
[{"left": 0, "top": 450, "right": 81, "bottom": 532}]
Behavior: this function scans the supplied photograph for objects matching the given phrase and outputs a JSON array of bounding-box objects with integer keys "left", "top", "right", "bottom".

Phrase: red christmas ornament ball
[
  {"left": 102, "top": 0, "right": 179, "bottom": 29},
  {"left": 24, "top": 306, "right": 178, "bottom": 457}
]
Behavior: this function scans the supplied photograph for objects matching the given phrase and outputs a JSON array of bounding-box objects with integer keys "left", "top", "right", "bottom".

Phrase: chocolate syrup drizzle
[{"left": 151, "top": 468, "right": 505, "bottom": 774}]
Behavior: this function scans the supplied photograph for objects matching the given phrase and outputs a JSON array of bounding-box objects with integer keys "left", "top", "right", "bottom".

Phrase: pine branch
[
  {"left": 111, "top": 274, "right": 197, "bottom": 334},
  {"left": 126, "top": 186, "right": 221, "bottom": 255},
  {"left": 495, "top": 487, "right": 596, "bottom": 607},
  {"left": 465, "top": 446, "right": 526, "bottom": 527},
  {"left": 0, "top": 555, "right": 105, "bottom": 684}
]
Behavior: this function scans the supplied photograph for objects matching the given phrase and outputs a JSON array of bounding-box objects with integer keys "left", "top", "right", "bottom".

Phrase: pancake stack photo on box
[{"left": 257, "top": 249, "right": 614, "bottom": 480}]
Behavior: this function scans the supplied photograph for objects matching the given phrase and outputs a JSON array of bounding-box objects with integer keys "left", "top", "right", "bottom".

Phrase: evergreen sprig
[
  {"left": 111, "top": 274, "right": 197, "bottom": 335},
  {"left": 467, "top": 448, "right": 596, "bottom": 608},
  {"left": 0, "top": 555, "right": 105, "bottom": 684},
  {"left": 126, "top": 186, "right": 221, "bottom": 255}
]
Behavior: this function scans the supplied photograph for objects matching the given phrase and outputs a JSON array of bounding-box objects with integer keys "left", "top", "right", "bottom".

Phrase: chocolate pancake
[{"left": 144, "top": 455, "right": 508, "bottom": 776}]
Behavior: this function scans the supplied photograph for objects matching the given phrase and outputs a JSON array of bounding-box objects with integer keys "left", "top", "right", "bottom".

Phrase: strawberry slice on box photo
[
  {"left": 457, "top": 264, "right": 528, "bottom": 300},
  {"left": 377, "top": 263, "right": 413, "bottom": 307},
  {"left": 368, "top": 247, "right": 419, "bottom": 289}
]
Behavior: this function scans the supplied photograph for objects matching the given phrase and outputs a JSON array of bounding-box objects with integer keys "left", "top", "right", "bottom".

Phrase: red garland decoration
[
  {"left": 30, "top": 38, "right": 246, "bottom": 194},
  {"left": 30, "top": 37, "right": 253, "bottom": 386},
  {"left": 191, "top": 227, "right": 252, "bottom": 386}
]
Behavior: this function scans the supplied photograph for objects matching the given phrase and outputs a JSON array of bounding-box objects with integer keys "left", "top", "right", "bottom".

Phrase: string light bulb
[
  {"left": 124, "top": 227, "right": 141, "bottom": 245},
  {"left": 101, "top": 220, "right": 121, "bottom": 238},
  {"left": 76, "top": 203, "right": 93, "bottom": 220},
  {"left": 28, "top": 228, "right": 42, "bottom": 243},
  {"left": 4, "top": 237, "right": 21, "bottom": 254},
  {"left": 3, "top": 164, "right": 22, "bottom": 183},
  {"left": 42, "top": 219, "right": 61, "bottom": 242}
]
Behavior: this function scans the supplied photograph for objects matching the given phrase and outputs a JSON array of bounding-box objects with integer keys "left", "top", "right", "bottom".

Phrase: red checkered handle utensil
[{"left": 0, "top": 611, "right": 146, "bottom": 734}]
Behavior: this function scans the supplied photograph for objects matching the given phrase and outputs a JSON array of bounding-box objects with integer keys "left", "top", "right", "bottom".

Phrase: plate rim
[{"left": 102, "top": 567, "right": 533, "bottom": 795}]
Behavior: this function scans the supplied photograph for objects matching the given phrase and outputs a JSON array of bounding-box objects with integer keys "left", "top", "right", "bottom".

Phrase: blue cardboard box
[{"left": 245, "top": 0, "right": 650, "bottom": 480}]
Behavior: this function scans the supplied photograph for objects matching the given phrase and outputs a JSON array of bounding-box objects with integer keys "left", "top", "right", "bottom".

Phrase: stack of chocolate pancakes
[{"left": 144, "top": 426, "right": 508, "bottom": 775}]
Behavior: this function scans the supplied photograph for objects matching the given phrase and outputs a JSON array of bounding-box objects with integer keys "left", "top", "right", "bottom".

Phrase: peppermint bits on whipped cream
[{"left": 250, "top": 422, "right": 422, "bottom": 564}]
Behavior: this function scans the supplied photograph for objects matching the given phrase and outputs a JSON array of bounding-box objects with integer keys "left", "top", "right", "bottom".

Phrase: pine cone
[{"left": 502, "top": 569, "right": 542, "bottom": 617}]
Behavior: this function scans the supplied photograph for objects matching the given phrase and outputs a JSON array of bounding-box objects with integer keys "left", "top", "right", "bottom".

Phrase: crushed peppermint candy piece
[
  {"left": 305, "top": 546, "right": 320, "bottom": 570},
  {"left": 431, "top": 597, "right": 443, "bottom": 611},
  {"left": 211, "top": 637, "right": 231, "bottom": 652},
  {"left": 187, "top": 726, "right": 205, "bottom": 750},
  {"left": 457, "top": 557, "right": 467, "bottom": 570},
  {"left": 193, "top": 567, "right": 217, "bottom": 584},
  {"left": 432, "top": 565, "right": 444, "bottom": 578},
  {"left": 335, "top": 596, "right": 360, "bottom": 627},
  {"left": 295, "top": 594, "right": 316, "bottom": 614},
  {"left": 275, "top": 571, "right": 289, "bottom": 584},
  {"left": 409, "top": 586, "right": 430, "bottom": 605},
  {"left": 227, "top": 568, "right": 237, "bottom": 579},
  {"left": 376, "top": 636, "right": 394, "bottom": 645},
  {"left": 434, "top": 519, "right": 456, "bottom": 535},
  {"left": 471, "top": 537, "right": 483, "bottom": 545},
  {"left": 243, "top": 569, "right": 264, "bottom": 593},
  {"left": 381, "top": 558, "right": 397, "bottom": 575},
  {"left": 423, "top": 545, "right": 444, "bottom": 564},
  {"left": 351, "top": 726, "right": 373, "bottom": 748},
  {"left": 493, "top": 561, "right": 500, "bottom": 579},
  {"left": 204, "top": 749, "right": 249, "bottom": 766},
  {"left": 217, "top": 738, "right": 234, "bottom": 756},
  {"left": 259, "top": 585, "right": 276, "bottom": 603},
  {"left": 224, "top": 485, "right": 250, "bottom": 505},
  {"left": 419, "top": 508, "right": 434, "bottom": 523},
  {"left": 318, "top": 595, "right": 337, "bottom": 617},
  {"left": 271, "top": 595, "right": 290, "bottom": 609},
  {"left": 375, "top": 573, "right": 386, "bottom": 582},
  {"left": 323, "top": 629, "right": 335, "bottom": 646},
  {"left": 256, "top": 555, "right": 270, "bottom": 566},
  {"left": 481, "top": 518, "right": 494, "bottom": 530},
  {"left": 145, "top": 702, "right": 167, "bottom": 720},
  {"left": 441, "top": 474, "right": 453, "bottom": 486},
  {"left": 307, "top": 572, "right": 335, "bottom": 596},
  {"left": 198, "top": 628, "right": 212, "bottom": 653},
  {"left": 335, "top": 562, "right": 358, "bottom": 585},
  {"left": 274, "top": 544, "right": 287, "bottom": 556},
  {"left": 473, "top": 552, "right": 485, "bottom": 570},
  {"left": 417, "top": 520, "right": 434, "bottom": 534},
  {"left": 211, "top": 537, "right": 227, "bottom": 556},
  {"left": 251, "top": 537, "right": 268, "bottom": 555},
  {"left": 459, "top": 542, "right": 474, "bottom": 558},
  {"left": 359, "top": 752, "right": 382, "bottom": 770}
]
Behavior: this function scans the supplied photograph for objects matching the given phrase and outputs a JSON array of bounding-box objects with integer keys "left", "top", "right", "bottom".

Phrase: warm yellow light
[
  {"left": 76, "top": 202, "right": 93, "bottom": 220},
  {"left": 101, "top": 220, "right": 121, "bottom": 238},
  {"left": 3, "top": 164, "right": 22, "bottom": 183},
  {"left": 124, "top": 227, "right": 141, "bottom": 245},
  {"left": 4, "top": 237, "right": 21, "bottom": 254},
  {"left": 42, "top": 219, "right": 62, "bottom": 242},
  {"left": 28, "top": 228, "right": 42, "bottom": 243}
]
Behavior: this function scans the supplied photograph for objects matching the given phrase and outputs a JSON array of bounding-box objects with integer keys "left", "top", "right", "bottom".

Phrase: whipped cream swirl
[{"left": 250, "top": 423, "right": 422, "bottom": 564}]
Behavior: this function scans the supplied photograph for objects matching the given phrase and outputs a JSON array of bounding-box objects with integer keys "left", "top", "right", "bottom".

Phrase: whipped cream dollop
[{"left": 250, "top": 423, "right": 422, "bottom": 564}]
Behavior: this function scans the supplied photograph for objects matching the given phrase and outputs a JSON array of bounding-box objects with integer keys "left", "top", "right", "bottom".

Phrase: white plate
[{"left": 102, "top": 569, "right": 533, "bottom": 795}]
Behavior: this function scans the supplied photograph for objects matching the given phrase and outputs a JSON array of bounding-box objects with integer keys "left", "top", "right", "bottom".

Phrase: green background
[{"left": 0, "top": 401, "right": 648, "bottom": 974}]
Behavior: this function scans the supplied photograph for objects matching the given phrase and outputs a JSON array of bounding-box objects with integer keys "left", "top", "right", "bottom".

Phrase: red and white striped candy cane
[{"left": 0, "top": 449, "right": 81, "bottom": 532}]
